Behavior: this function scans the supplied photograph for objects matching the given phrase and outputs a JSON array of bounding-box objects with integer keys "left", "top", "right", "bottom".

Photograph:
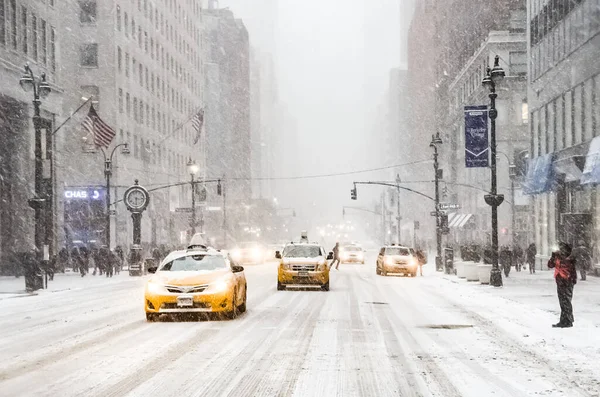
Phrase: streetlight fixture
[
  {"left": 19, "top": 64, "right": 52, "bottom": 289},
  {"left": 187, "top": 159, "right": 200, "bottom": 235},
  {"left": 429, "top": 132, "right": 443, "bottom": 272},
  {"left": 482, "top": 55, "right": 505, "bottom": 288},
  {"left": 84, "top": 142, "right": 130, "bottom": 249}
]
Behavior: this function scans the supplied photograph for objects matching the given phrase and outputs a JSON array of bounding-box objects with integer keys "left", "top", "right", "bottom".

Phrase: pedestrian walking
[
  {"left": 571, "top": 240, "right": 591, "bottom": 281},
  {"left": 415, "top": 249, "right": 427, "bottom": 276},
  {"left": 100, "top": 247, "right": 113, "bottom": 277},
  {"left": 58, "top": 247, "right": 70, "bottom": 273},
  {"left": 526, "top": 243, "right": 536, "bottom": 274},
  {"left": 499, "top": 246, "right": 512, "bottom": 277},
  {"left": 78, "top": 246, "right": 90, "bottom": 276},
  {"left": 548, "top": 242, "right": 577, "bottom": 328},
  {"left": 45, "top": 254, "right": 56, "bottom": 281},
  {"left": 330, "top": 242, "right": 341, "bottom": 270},
  {"left": 115, "top": 245, "right": 124, "bottom": 274},
  {"left": 513, "top": 245, "right": 524, "bottom": 272}
]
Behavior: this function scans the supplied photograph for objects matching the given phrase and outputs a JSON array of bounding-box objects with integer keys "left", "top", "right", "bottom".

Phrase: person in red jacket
[{"left": 547, "top": 242, "right": 577, "bottom": 328}]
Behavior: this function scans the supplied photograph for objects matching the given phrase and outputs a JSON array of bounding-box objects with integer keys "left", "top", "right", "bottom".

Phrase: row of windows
[
  {"left": 118, "top": 128, "right": 190, "bottom": 171},
  {"left": 530, "top": 0, "right": 584, "bottom": 45},
  {"left": 532, "top": 73, "right": 600, "bottom": 156},
  {"left": 117, "top": 48, "right": 198, "bottom": 116},
  {"left": 530, "top": 0, "right": 600, "bottom": 80},
  {"left": 116, "top": 4, "right": 201, "bottom": 73},
  {"left": 0, "top": 1, "right": 57, "bottom": 73},
  {"left": 117, "top": 88, "right": 197, "bottom": 144},
  {"left": 117, "top": 43, "right": 200, "bottom": 97},
  {"left": 449, "top": 52, "right": 526, "bottom": 113}
]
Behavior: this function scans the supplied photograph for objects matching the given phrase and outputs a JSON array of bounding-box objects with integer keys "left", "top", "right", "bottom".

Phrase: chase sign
[{"left": 64, "top": 187, "right": 105, "bottom": 200}]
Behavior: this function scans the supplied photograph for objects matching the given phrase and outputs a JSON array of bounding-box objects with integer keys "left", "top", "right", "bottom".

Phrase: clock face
[{"left": 127, "top": 189, "right": 147, "bottom": 208}]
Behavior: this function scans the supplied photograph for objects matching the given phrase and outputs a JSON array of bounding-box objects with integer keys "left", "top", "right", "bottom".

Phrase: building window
[
  {"left": 50, "top": 27, "right": 56, "bottom": 72},
  {"left": 125, "top": 52, "right": 130, "bottom": 76},
  {"left": 126, "top": 92, "right": 131, "bottom": 115},
  {"left": 117, "top": 46, "right": 122, "bottom": 72},
  {"left": 116, "top": 5, "right": 121, "bottom": 31},
  {"left": 32, "top": 15, "right": 37, "bottom": 60},
  {"left": 9, "top": 0, "right": 17, "bottom": 50},
  {"left": 21, "top": 6, "right": 27, "bottom": 55},
  {"left": 119, "top": 88, "right": 123, "bottom": 113},
  {"left": 80, "top": 43, "right": 98, "bottom": 67},
  {"left": 0, "top": 0, "right": 5, "bottom": 45},
  {"left": 40, "top": 19, "right": 47, "bottom": 65},
  {"left": 124, "top": 12, "right": 128, "bottom": 36},
  {"left": 574, "top": 84, "right": 583, "bottom": 144},
  {"left": 79, "top": 0, "right": 97, "bottom": 24},
  {"left": 521, "top": 101, "right": 529, "bottom": 124}
]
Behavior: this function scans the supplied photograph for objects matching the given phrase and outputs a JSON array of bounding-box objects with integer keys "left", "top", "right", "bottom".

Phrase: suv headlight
[
  {"left": 384, "top": 257, "right": 394, "bottom": 266},
  {"left": 208, "top": 279, "right": 230, "bottom": 292}
]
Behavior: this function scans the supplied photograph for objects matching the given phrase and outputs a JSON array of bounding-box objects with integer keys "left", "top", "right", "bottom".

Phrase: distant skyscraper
[{"left": 399, "top": 0, "right": 415, "bottom": 67}]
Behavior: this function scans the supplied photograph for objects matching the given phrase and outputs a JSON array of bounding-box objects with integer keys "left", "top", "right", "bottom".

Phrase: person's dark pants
[
  {"left": 529, "top": 261, "right": 535, "bottom": 274},
  {"left": 503, "top": 263, "right": 510, "bottom": 277},
  {"left": 580, "top": 268, "right": 587, "bottom": 281},
  {"left": 556, "top": 278, "right": 574, "bottom": 325},
  {"left": 330, "top": 258, "right": 340, "bottom": 269}
]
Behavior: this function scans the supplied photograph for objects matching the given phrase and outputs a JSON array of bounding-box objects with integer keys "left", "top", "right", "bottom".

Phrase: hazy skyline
[{"left": 220, "top": 0, "right": 407, "bottom": 232}]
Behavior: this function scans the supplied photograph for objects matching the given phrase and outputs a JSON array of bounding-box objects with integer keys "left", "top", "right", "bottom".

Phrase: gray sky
[{"left": 221, "top": 0, "right": 402, "bottom": 233}]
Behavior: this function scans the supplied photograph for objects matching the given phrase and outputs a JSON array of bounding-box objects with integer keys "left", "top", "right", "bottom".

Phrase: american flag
[
  {"left": 83, "top": 105, "right": 116, "bottom": 148},
  {"left": 192, "top": 108, "right": 204, "bottom": 144}
]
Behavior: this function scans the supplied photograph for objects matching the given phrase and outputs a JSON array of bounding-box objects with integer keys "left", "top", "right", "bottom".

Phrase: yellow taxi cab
[
  {"left": 376, "top": 245, "right": 419, "bottom": 277},
  {"left": 144, "top": 246, "right": 247, "bottom": 321},
  {"left": 276, "top": 241, "right": 332, "bottom": 291}
]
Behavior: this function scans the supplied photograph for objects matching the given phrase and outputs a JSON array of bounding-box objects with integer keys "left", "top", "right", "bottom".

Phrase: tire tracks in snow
[
  {"left": 98, "top": 285, "right": 277, "bottom": 397},
  {"left": 356, "top": 267, "right": 462, "bottom": 397}
]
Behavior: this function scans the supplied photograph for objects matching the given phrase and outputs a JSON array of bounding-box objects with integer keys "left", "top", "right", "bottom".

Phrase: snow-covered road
[{"left": 0, "top": 255, "right": 598, "bottom": 397}]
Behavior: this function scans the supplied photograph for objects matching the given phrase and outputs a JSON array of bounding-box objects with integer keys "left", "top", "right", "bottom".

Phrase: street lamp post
[
  {"left": 103, "top": 144, "right": 130, "bottom": 249},
  {"left": 482, "top": 55, "right": 506, "bottom": 287},
  {"left": 395, "top": 174, "right": 401, "bottom": 244},
  {"left": 429, "top": 133, "right": 443, "bottom": 272},
  {"left": 187, "top": 160, "right": 200, "bottom": 236},
  {"left": 19, "top": 65, "right": 52, "bottom": 283}
]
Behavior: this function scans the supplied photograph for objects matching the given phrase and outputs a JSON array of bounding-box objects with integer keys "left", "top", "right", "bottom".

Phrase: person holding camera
[{"left": 548, "top": 242, "right": 577, "bottom": 328}]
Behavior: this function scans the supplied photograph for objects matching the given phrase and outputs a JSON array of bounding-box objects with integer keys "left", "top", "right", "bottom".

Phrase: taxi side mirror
[
  {"left": 232, "top": 265, "right": 244, "bottom": 273},
  {"left": 327, "top": 252, "right": 334, "bottom": 260},
  {"left": 275, "top": 251, "right": 282, "bottom": 259},
  {"left": 147, "top": 266, "right": 158, "bottom": 274}
]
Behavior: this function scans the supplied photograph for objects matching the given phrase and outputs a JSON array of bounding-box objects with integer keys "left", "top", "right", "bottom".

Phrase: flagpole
[{"left": 51, "top": 96, "right": 93, "bottom": 136}]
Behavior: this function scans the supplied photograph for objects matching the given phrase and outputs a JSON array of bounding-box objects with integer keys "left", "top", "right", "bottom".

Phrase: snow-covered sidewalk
[
  {"left": 0, "top": 270, "right": 139, "bottom": 299},
  {"left": 431, "top": 269, "right": 600, "bottom": 395}
]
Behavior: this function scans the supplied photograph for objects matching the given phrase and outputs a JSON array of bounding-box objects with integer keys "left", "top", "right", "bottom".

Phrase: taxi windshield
[
  {"left": 385, "top": 247, "right": 410, "bottom": 256},
  {"left": 160, "top": 255, "right": 227, "bottom": 271},
  {"left": 283, "top": 245, "right": 321, "bottom": 258},
  {"left": 343, "top": 246, "right": 361, "bottom": 252}
]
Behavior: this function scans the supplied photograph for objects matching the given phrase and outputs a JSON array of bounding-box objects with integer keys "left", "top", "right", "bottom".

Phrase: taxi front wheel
[
  {"left": 277, "top": 281, "right": 285, "bottom": 291},
  {"left": 321, "top": 281, "right": 329, "bottom": 291}
]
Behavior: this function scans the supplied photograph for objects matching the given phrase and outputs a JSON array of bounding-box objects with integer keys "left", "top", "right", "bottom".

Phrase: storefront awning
[
  {"left": 581, "top": 136, "right": 600, "bottom": 185},
  {"left": 553, "top": 142, "right": 588, "bottom": 183},
  {"left": 448, "top": 213, "right": 474, "bottom": 228},
  {"left": 523, "top": 153, "right": 554, "bottom": 195}
]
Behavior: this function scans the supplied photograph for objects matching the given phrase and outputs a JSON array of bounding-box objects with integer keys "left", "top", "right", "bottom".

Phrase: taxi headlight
[
  {"left": 231, "top": 249, "right": 242, "bottom": 259},
  {"left": 384, "top": 257, "right": 394, "bottom": 266},
  {"left": 208, "top": 279, "right": 230, "bottom": 292},
  {"left": 318, "top": 261, "right": 328, "bottom": 271},
  {"left": 282, "top": 263, "right": 293, "bottom": 270},
  {"left": 146, "top": 281, "right": 165, "bottom": 294},
  {"left": 252, "top": 247, "right": 262, "bottom": 259}
]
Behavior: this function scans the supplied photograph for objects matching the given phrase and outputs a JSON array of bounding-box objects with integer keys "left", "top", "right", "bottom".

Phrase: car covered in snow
[
  {"left": 340, "top": 244, "right": 365, "bottom": 264},
  {"left": 144, "top": 246, "right": 247, "bottom": 321},
  {"left": 376, "top": 245, "right": 419, "bottom": 277},
  {"left": 276, "top": 242, "right": 332, "bottom": 291},
  {"left": 230, "top": 241, "right": 266, "bottom": 265}
]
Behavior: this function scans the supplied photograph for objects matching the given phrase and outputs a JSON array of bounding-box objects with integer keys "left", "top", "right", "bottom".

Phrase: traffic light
[
  {"left": 440, "top": 213, "right": 449, "bottom": 229},
  {"left": 217, "top": 179, "right": 222, "bottom": 196},
  {"left": 351, "top": 187, "right": 357, "bottom": 200}
]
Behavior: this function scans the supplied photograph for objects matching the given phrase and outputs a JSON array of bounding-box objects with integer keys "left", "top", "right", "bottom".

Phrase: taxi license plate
[
  {"left": 177, "top": 295, "right": 194, "bottom": 307},
  {"left": 298, "top": 270, "right": 309, "bottom": 277}
]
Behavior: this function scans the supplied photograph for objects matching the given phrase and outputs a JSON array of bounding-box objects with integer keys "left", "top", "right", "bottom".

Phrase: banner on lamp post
[{"left": 464, "top": 105, "right": 489, "bottom": 168}]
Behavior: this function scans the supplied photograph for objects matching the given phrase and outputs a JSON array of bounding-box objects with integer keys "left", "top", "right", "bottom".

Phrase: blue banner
[{"left": 464, "top": 105, "right": 489, "bottom": 168}]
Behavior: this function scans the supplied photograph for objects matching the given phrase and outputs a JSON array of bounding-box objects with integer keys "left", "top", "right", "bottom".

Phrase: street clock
[{"left": 124, "top": 180, "right": 150, "bottom": 212}]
